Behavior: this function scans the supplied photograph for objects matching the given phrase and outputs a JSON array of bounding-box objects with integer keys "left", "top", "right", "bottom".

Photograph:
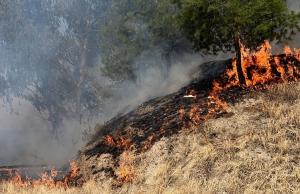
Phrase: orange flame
[
  {"left": 116, "top": 151, "right": 134, "bottom": 183},
  {"left": 105, "top": 135, "right": 116, "bottom": 146},
  {"left": 211, "top": 41, "right": 300, "bottom": 92},
  {"left": 4, "top": 161, "right": 80, "bottom": 189},
  {"left": 185, "top": 41, "right": 300, "bottom": 125},
  {"left": 105, "top": 135, "right": 133, "bottom": 150},
  {"left": 189, "top": 106, "right": 202, "bottom": 124}
]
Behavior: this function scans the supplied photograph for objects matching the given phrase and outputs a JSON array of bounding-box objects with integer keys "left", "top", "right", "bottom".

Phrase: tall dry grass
[{"left": 1, "top": 82, "right": 300, "bottom": 194}]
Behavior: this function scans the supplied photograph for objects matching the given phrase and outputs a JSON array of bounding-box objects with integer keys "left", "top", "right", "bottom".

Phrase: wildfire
[
  {"left": 105, "top": 135, "right": 133, "bottom": 150},
  {"left": 104, "top": 135, "right": 136, "bottom": 182},
  {"left": 3, "top": 41, "right": 300, "bottom": 189},
  {"left": 189, "top": 106, "right": 202, "bottom": 124},
  {"left": 183, "top": 41, "right": 300, "bottom": 125},
  {"left": 235, "top": 41, "right": 299, "bottom": 87},
  {"left": 2, "top": 161, "right": 80, "bottom": 189},
  {"left": 105, "top": 135, "right": 116, "bottom": 146},
  {"left": 116, "top": 151, "right": 135, "bottom": 183},
  {"left": 210, "top": 41, "right": 300, "bottom": 97},
  {"left": 142, "top": 134, "right": 156, "bottom": 151}
]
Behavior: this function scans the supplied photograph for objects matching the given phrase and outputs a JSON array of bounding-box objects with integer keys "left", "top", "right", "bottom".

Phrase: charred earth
[{"left": 77, "top": 43, "right": 300, "bottom": 184}]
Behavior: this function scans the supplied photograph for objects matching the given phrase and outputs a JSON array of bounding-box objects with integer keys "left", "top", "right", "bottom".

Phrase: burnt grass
[{"left": 77, "top": 55, "right": 300, "bottom": 184}]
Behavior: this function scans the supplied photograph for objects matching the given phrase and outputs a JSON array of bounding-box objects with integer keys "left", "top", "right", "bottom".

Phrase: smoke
[
  {"left": 0, "top": 0, "right": 216, "bottom": 167},
  {"left": 286, "top": 0, "right": 300, "bottom": 48},
  {"left": 287, "top": 0, "right": 300, "bottom": 12},
  {"left": 0, "top": 98, "right": 83, "bottom": 166},
  {"left": 0, "top": 1, "right": 90, "bottom": 166},
  {"left": 101, "top": 51, "right": 230, "bottom": 120},
  {"left": 2, "top": 0, "right": 298, "bottom": 168},
  {"left": 101, "top": 54, "right": 202, "bottom": 119},
  {"left": 0, "top": 53, "right": 215, "bottom": 167}
]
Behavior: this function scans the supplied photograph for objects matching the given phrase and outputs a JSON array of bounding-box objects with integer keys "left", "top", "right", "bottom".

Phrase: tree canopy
[
  {"left": 99, "top": 0, "right": 191, "bottom": 81},
  {"left": 175, "top": 0, "right": 300, "bottom": 85},
  {"left": 0, "top": 0, "right": 111, "bottom": 134},
  {"left": 175, "top": 0, "right": 300, "bottom": 53}
]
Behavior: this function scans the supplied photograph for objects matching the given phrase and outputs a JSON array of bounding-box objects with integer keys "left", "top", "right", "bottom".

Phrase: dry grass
[
  {"left": 0, "top": 181, "right": 114, "bottom": 194},
  {"left": 1, "top": 82, "right": 300, "bottom": 194}
]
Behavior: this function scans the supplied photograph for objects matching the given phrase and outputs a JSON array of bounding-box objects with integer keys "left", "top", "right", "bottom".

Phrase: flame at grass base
[
  {"left": 185, "top": 41, "right": 300, "bottom": 125},
  {"left": 2, "top": 161, "right": 80, "bottom": 189}
]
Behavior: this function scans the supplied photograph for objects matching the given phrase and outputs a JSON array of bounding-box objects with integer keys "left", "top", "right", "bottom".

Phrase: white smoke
[
  {"left": 0, "top": 98, "right": 83, "bottom": 166},
  {"left": 286, "top": 0, "right": 300, "bottom": 48}
]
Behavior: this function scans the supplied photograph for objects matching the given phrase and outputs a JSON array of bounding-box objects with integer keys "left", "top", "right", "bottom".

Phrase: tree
[
  {"left": 100, "top": 0, "right": 191, "bottom": 82},
  {"left": 175, "top": 0, "right": 300, "bottom": 85},
  {"left": 0, "top": 0, "right": 111, "bottom": 135},
  {"left": 51, "top": 0, "right": 110, "bottom": 123}
]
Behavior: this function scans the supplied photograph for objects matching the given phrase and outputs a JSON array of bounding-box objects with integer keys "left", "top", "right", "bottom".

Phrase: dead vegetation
[{"left": 1, "top": 82, "right": 300, "bottom": 193}]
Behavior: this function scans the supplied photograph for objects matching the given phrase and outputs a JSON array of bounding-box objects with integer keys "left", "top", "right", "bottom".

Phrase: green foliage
[
  {"left": 175, "top": 0, "right": 300, "bottom": 53},
  {"left": 100, "top": 0, "right": 190, "bottom": 81}
]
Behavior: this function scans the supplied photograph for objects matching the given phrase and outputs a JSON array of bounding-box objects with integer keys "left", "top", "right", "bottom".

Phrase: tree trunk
[
  {"left": 76, "top": 38, "right": 88, "bottom": 124},
  {"left": 234, "top": 35, "right": 246, "bottom": 86},
  {"left": 163, "top": 51, "right": 171, "bottom": 79}
]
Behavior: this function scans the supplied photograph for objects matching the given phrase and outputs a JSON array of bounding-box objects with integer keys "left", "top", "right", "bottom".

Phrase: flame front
[
  {"left": 183, "top": 41, "right": 300, "bottom": 125},
  {"left": 2, "top": 161, "right": 80, "bottom": 189},
  {"left": 211, "top": 41, "right": 300, "bottom": 98},
  {"left": 230, "top": 41, "right": 299, "bottom": 88}
]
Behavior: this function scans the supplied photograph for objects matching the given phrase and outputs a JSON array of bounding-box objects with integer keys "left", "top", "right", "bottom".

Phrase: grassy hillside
[{"left": 1, "top": 82, "right": 300, "bottom": 193}]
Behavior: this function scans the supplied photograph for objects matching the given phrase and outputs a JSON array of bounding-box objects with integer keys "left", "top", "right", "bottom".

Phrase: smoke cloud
[
  {"left": 0, "top": 0, "right": 211, "bottom": 167},
  {"left": 0, "top": 98, "right": 84, "bottom": 166},
  {"left": 0, "top": 50, "right": 225, "bottom": 166}
]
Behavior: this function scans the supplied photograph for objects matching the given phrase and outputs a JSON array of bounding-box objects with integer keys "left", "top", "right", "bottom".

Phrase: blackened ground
[{"left": 77, "top": 56, "right": 300, "bottom": 184}]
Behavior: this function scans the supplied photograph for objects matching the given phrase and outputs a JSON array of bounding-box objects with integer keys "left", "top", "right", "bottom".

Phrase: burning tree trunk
[{"left": 235, "top": 34, "right": 246, "bottom": 86}]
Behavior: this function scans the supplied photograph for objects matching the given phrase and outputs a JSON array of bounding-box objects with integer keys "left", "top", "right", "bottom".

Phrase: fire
[
  {"left": 105, "top": 135, "right": 133, "bottom": 150},
  {"left": 189, "top": 106, "right": 202, "bottom": 124},
  {"left": 119, "top": 137, "right": 132, "bottom": 150},
  {"left": 104, "top": 135, "right": 136, "bottom": 182},
  {"left": 210, "top": 41, "right": 300, "bottom": 94},
  {"left": 178, "top": 107, "right": 185, "bottom": 120},
  {"left": 183, "top": 41, "right": 300, "bottom": 125},
  {"left": 3, "top": 41, "right": 300, "bottom": 189},
  {"left": 2, "top": 161, "right": 80, "bottom": 189},
  {"left": 62, "top": 161, "right": 80, "bottom": 185},
  {"left": 237, "top": 41, "right": 299, "bottom": 87},
  {"left": 105, "top": 135, "right": 116, "bottom": 146},
  {"left": 284, "top": 46, "right": 293, "bottom": 56},
  {"left": 116, "top": 151, "right": 135, "bottom": 183}
]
